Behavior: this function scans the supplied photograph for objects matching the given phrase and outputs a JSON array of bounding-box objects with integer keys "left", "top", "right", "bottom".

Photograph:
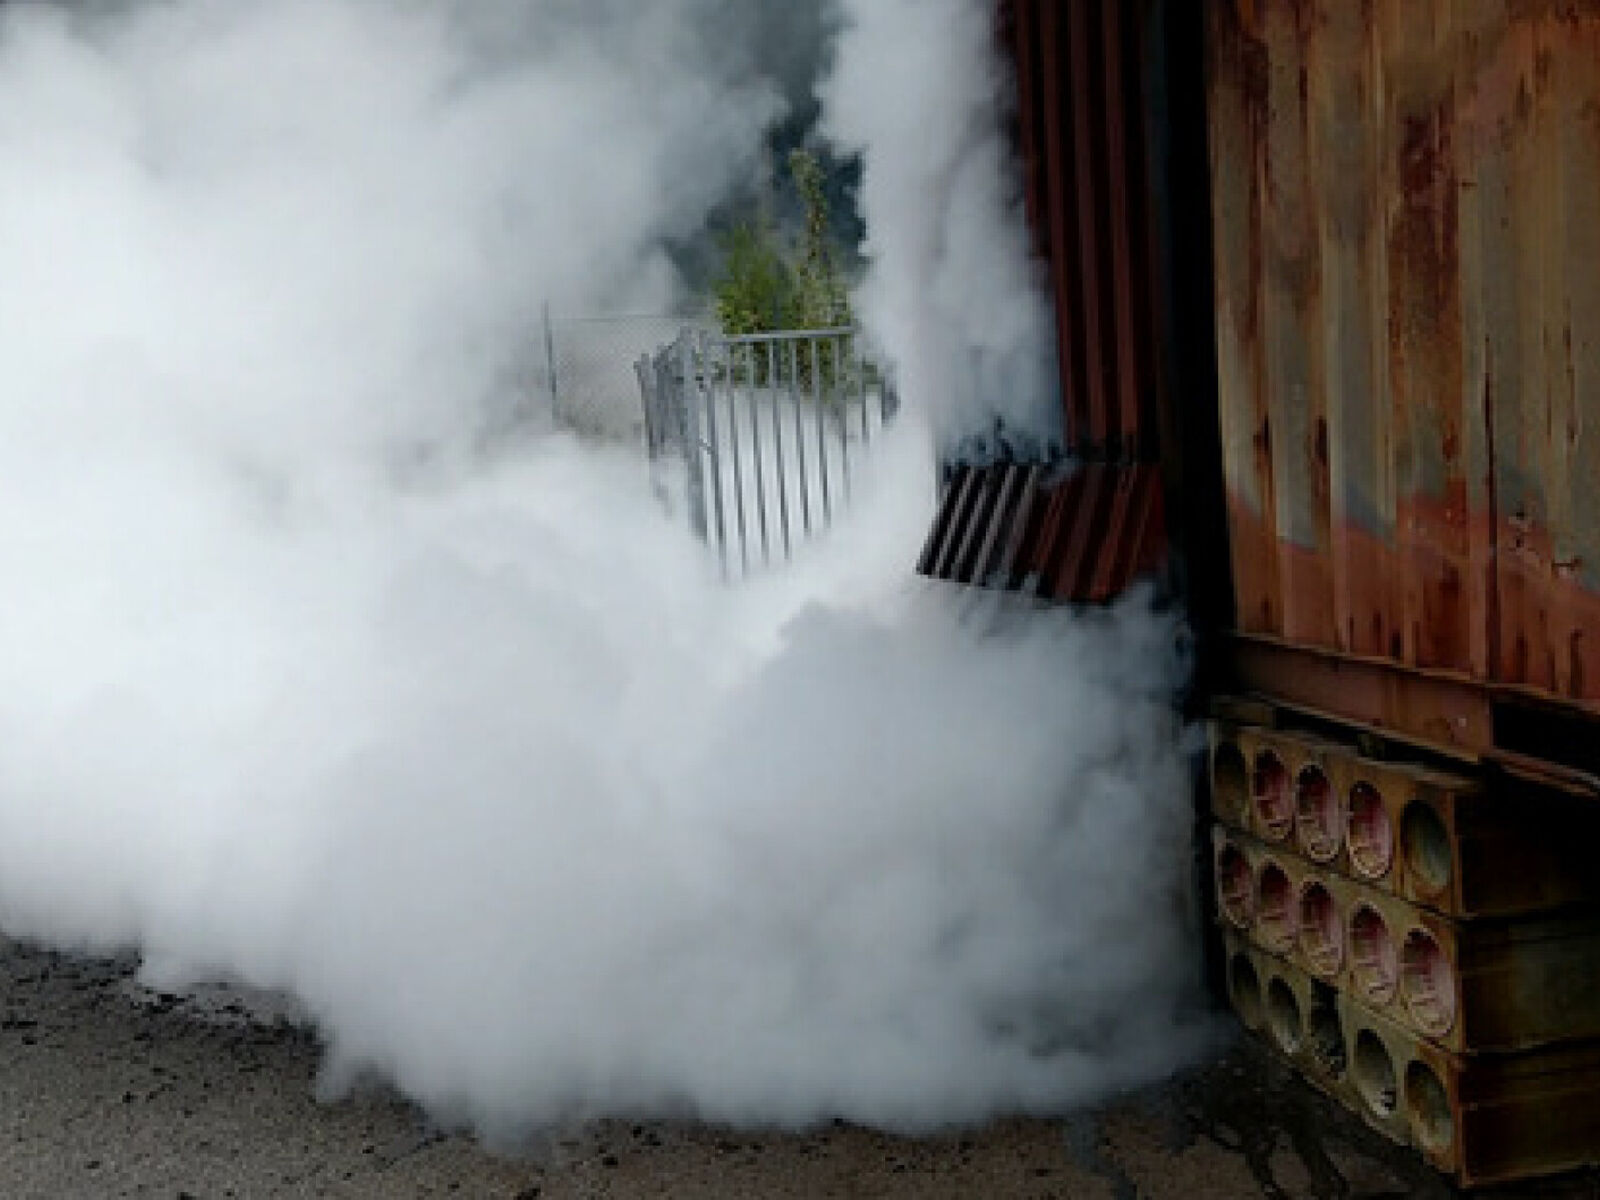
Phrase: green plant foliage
[
  {"left": 712, "top": 150, "right": 853, "bottom": 336},
  {"left": 710, "top": 150, "right": 857, "bottom": 393},
  {"left": 712, "top": 218, "right": 792, "bottom": 338},
  {"left": 786, "top": 148, "right": 851, "bottom": 332}
]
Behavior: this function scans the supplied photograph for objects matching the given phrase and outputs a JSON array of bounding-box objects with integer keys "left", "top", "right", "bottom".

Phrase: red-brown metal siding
[
  {"left": 1207, "top": 0, "right": 1600, "bottom": 718},
  {"left": 916, "top": 460, "right": 1166, "bottom": 602},
  {"left": 922, "top": 0, "right": 1177, "bottom": 603},
  {"left": 1002, "top": 0, "right": 1162, "bottom": 459}
]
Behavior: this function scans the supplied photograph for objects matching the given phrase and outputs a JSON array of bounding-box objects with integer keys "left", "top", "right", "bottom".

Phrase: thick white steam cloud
[
  {"left": 822, "top": 0, "right": 1063, "bottom": 457},
  {"left": 0, "top": 0, "right": 1206, "bottom": 1141}
]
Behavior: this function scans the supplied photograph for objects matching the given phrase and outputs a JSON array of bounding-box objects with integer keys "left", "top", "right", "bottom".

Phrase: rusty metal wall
[
  {"left": 1207, "top": 0, "right": 1600, "bottom": 712},
  {"left": 1001, "top": 0, "right": 1163, "bottom": 461},
  {"left": 922, "top": 0, "right": 1228, "bottom": 605},
  {"left": 916, "top": 460, "right": 1166, "bottom": 602}
]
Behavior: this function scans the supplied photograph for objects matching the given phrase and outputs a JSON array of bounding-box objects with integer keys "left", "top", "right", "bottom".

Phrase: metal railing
[{"left": 637, "top": 327, "right": 898, "bottom": 578}]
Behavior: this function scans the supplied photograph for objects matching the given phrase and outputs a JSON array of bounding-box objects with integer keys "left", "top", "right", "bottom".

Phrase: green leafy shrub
[
  {"left": 711, "top": 150, "right": 855, "bottom": 393},
  {"left": 712, "top": 217, "right": 792, "bottom": 338}
]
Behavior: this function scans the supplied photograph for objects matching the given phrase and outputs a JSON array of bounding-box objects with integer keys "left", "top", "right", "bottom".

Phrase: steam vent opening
[
  {"left": 1401, "top": 800, "right": 1453, "bottom": 896},
  {"left": 1229, "top": 954, "right": 1263, "bottom": 1029},
  {"left": 1266, "top": 977, "right": 1303, "bottom": 1055},
  {"left": 1307, "top": 987, "right": 1346, "bottom": 1078},
  {"left": 1217, "top": 840, "right": 1254, "bottom": 929},
  {"left": 1212, "top": 740, "right": 1248, "bottom": 823},
  {"left": 1353, "top": 1030, "right": 1399, "bottom": 1118},
  {"left": 1252, "top": 750, "right": 1293, "bottom": 841},
  {"left": 1346, "top": 783, "right": 1394, "bottom": 880},
  {"left": 1297, "top": 880, "right": 1343, "bottom": 978},
  {"left": 1350, "top": 904, "right": 1399, "bottom": 1004},
  {"left": 1400, "top": 928, "right": 1457, "bottom": 1038},
  {"left": 1293, "top": 764, "right": 1339, "bottom": 862},
  {"left": 1405, "top": 1060, "right": 1456, "bottom": 1155},
  {"left": 1255, "top": 860, "right": 1296, "bottom": 952}
]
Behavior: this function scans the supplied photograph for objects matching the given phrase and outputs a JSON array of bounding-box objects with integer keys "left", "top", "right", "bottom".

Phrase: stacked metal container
[
  {"left": 962, "top": 2, "right": 1600, "bottom": 1180},
  {"left": 1196, "top": 0, "right": 1600, "bottom": 1183},
  {"left": 1207, "top": 714, "right": 1600, "bottom": 1186}
]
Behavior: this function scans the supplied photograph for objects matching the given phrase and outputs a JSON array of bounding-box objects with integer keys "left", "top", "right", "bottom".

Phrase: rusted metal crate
[
  {"left": 1224, "top": 932, "right": 1405, "bottom": 1137},
  {"left": 1224, "top": 929, "right": 1600, "bottom": 1188},
  {"left": 1216, "top": 824, "right": 1600, "bottom": 1053},
  {"left": 1209, "top": 720, "right": 1600, "bottom": 918}
]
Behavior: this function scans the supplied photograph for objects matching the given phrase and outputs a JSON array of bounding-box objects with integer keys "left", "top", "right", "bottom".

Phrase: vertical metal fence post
[
  {"left": 769, "top": 340, "right": 792, "bottom": 560},
  {"left": 789, "top": 339, "right": 811, "bottom": 536},
  {"left": 721, "top": 339, "right": 748, "bottom": 576},
  {"left": 811, "top": 337, "right": 831, "bottom": 526},
  {"left": 696, "top": 332, "right": 729, "bottom": 580},
  {"left": 677, "top": 333, "right": 708, "bottom": 545},
  {"left": 636, "top": 354, "right": 662, "bottom": 502},
  {"left": 833, "top": 333, "right": 851, "bottom": 504},
  {"left": 746, "top": 342, "right": 770, "bottom": 566},
  {"left": 542, "top": 302, "right": 559, "bottom": 418}
]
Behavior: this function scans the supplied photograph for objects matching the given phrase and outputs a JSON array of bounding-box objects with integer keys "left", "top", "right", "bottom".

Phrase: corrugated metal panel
[
  {"left": 917, "top": 461, "right": 1166, "bottom": 602},
  {"left": 922, "top": 0, "right": 1185, "bottom": 603},
  {"left": 1206, "top": 0, "right": 1600, "bottom": 713},
  {"left": 1002, "top": 0, "right": 1162, "bottom": 459}
]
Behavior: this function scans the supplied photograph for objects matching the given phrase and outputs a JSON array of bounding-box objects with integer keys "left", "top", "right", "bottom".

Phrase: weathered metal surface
[
  {"left": 1225, "top": 928, "right": 1600, "bottom": 1188},
  {"left": 927, "top": 1, "right": 1208, "bottom": 604},
  {"left": 1229, "top": 633, "right": 1600, "bottom": 789},
  {"left": 1229, "top": 635, "right": 1497, "bottom": 756},
  {"left": 1210, "top": 703, "right": 1600, "bottom": 1186},
  {"left": 1205, "top": 0, "right": 1600, "bottom": 719},
  {"left": 917, "top": 460, "right": 1167, "bottom": 603},
  {"left": 1216, "top": 823, "right": 1600, "bottom": 1053},
  {"left": 1002, "top": 0, "right": 1161, "bottom": 458},
  {"left": 1208, "top": 720, "right": 1600, "bottom": 919}
]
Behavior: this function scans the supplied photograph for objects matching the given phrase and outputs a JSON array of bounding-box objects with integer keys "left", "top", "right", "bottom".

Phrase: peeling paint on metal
[{"left": 1207, "top": 0, "right": 1600, "bottom": 711}]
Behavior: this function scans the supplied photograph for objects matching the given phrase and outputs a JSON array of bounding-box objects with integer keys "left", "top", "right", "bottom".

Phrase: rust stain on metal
[
  {"left": 1207, "top": 0, "right": 1600, "bottom": 719},
  {"left": 927, "top": 1, "right": 1177, "bottom": 605},
  {"left": 1067, "top": 0, "right": 1111, "bottom": 445},
  {"left": 1207, "top": 0, "right": 1280, "bottom": 634},
  {"left": 1001, "top": 0, "right": 1166, "bottom": 461},
  {"left": 919, "top": 462, "right": 1166, "bottom": 603},
  {"left": 1099, "top": 0, "right": 1145, "bottom": 451}
]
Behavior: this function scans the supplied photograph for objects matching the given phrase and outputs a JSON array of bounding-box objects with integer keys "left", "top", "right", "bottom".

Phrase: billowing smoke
[
  {"left": 822, "top": 0, "right": 1063, "bottom": 459},
  {"left": 0, "top": 0, "right": 1208, "bottom": 1142}
]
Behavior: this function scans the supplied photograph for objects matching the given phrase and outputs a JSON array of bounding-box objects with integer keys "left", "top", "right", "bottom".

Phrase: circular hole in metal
[
  {"left": 1346, "top": 783, "right": 1394, "bottom": 879},
  {"left": 1212, "top": 741, "right": 1248, "bottom": 821},
  {"left": 1252, "top": 750, "right": 1293, "bottom": 841},
  {"left": 1255, "top": 860, "right": 1296, "bottom": 952},
  {"left": 1349, "top": 904, "right": 1399, "bottom": 1005},
  {"left": 1228, "top": 954, "right": 1263, "bottom": 1030},
  {"left": 1400, "top": 928, "right": 1457, "bottom": 1038},
  {"left": 1266, "top": 977, "right": 1303, "bottom": 1055},
  {"left": 1294, "top": 764, "right": 1340, "bottom": 862},
  {"left": 1307, "top": 991, "right": 1347, "bottom": 1078},
  {"left": 1401, "top": 800, "right": 1453, "bottom": 896},
  {"left": 1405, "top": 1060, "right": 1455, "bottom": 1156},
  {"left": 1297, "top": 881, "right": 1343, "bottom": 978},
  {"left": 1216, "top": 840, "right": 1253, "bottom": 929},
  {"left": 1353, "top": 1029, "right": 1399, "bottom": 1118}
]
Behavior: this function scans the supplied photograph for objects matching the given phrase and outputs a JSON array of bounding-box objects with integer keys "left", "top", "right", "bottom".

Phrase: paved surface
[{"left": 0, "top": 937, "right": 1593, "bottom": 1198}]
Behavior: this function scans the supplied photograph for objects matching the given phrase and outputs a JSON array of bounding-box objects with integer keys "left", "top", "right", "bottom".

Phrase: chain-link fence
[{"left": 540, "top": 309, "right": 715, "bottom": 442}]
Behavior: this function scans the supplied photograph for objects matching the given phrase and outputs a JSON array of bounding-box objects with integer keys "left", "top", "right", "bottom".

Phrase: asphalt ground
[{"left": 0, "top": 936, "right": 1594, "bottom": 1199}]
